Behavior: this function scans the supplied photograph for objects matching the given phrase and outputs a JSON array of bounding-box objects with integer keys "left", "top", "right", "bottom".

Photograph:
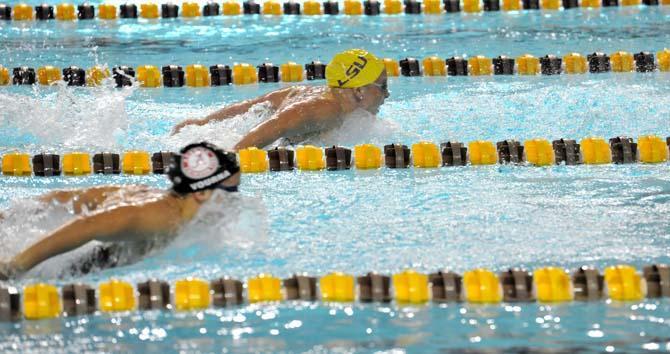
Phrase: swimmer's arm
[
  {"left": 233, "top": 98, "right": 342, "bottom": 150},
  {"left": 171, "top": 88, "right": 292, "bottom": 134},
  {"left": 8, "top": 201, "right": 180, "bottom": 275}
]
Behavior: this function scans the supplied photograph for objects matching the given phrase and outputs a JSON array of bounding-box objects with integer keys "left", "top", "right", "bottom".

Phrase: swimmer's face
[{"left": 358, "top": 71, "right": 389, "bottom": 114}]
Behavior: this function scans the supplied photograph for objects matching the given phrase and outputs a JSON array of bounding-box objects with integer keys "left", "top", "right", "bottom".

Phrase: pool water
[{"left": 1, "top": 3, "right": 670, "bottom": 352}]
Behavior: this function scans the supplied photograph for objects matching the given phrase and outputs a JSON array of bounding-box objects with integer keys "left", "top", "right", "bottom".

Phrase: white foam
[
  {"left": 164, "top": 101, "right": 275, "bottom": 150},
  {"left": 0, "top": 198, "right": 75, "bottom": 261},
  {"left": 0, "top": 79, "right": 132, "bottom": 152},
  {"left": 304, "top": 108, "right": 412, "bottom": 147},
  {"left": 165, "top": 191, "right": 270, "bottom": 255}
]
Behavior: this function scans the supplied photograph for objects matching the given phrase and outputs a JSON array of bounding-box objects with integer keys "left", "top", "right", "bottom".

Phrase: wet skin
[
  {"left": 0, "top": 173, "right": 240, "bottom": 279},
  {"left": 172, "top": 71, "right": 389, "bottom": 151}
]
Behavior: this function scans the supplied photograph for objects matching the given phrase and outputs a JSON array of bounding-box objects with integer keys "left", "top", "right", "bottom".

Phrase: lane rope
[
  {"left": 1, "top": 264, "right": 667, "bottom": 321},
  {"left": 0, "top": 0, "right": 665, "bottom": 23},
  {"left": 1, "top": 50, "right": 669, "bottom": 88},
  {"left": 1, "top": 136, "right": 668, "bottom": 176}
]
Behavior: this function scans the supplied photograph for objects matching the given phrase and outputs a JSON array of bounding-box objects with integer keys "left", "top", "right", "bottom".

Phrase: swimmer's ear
[
  {"left": 353, "top": 88, "right": 364, "bottom": 102},
  {"left": 193, "top": 190, "right": 213, "bottom": 203}
]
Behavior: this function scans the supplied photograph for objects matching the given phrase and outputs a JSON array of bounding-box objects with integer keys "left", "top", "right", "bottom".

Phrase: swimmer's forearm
[
  {"left": 172, "top": 100, "right": 258, "bottom": 134},
  {"left": 233, "top": 104, "right": 315, "bottom": 150},
  {"left": 234, "top": 99, "right": 341, "bottom": 150},
  {"left": 189, "top": 104, "right": 250, "bottom": 125},
  {"left": 233, "top": 118, "right": 287, "bottom": 150},
  {"left": 10, "top": 208, "right": 134, "bottom": 272},
  {"left": 172, "top": 89, "right": 291, "bottom": 134},
  {"left": 11, "top": 225, "right": 90, "bottom": 272},
  {"left": 233, "top": 130, "right": 267, "bottom": 150},
  {"left": 204, "top": 100, "right": 256, "bottom": 122}
]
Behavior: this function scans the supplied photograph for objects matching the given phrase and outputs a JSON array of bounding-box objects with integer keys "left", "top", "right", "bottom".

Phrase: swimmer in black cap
[{"left": 0, "top": 142, "right": 240, "bottom": 280}]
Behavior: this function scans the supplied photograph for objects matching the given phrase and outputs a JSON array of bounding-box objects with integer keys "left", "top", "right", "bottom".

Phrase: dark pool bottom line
[{"left": 1, "top": 264, "right": 667, "bottom": 322}]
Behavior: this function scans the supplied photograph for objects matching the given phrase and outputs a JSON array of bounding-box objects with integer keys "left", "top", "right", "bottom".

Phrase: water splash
[
  {"left": 304, "top": 108, "right": 412, "bottom": 147},
  {"left": 0, "top": 79, "right": 132, "bottom": 152},
  {"left": 0, "top": 198, "right": 75, "bottom": 261},
  {"left": 166, "top": 190, "right": 270, "bottom": 255},
  {"left": 164, "top": 101, "right": 275, "bottom": 150}
]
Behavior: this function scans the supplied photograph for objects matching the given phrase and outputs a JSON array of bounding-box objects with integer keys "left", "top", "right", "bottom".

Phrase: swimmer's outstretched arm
[
  {"left": 171, "top": 88, "right": 293, "bottom": 135},
  {"left": 5, "top": 199, "right": 181, "bottom": 277},
  {"left": 233, "top": 96, "right": 343, "bottom": 150}
]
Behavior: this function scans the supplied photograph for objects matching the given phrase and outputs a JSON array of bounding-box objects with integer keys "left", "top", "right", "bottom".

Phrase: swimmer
[
  {"left": 172, "top": 49, "right": 390, "bottom": 151},
  {"left": 0, "top": 142, "right": 240, "bottom": 280}
]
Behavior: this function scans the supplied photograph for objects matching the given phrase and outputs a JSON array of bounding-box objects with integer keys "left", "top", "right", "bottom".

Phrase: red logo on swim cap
[{"left": 181, "top": 147, "right": 219, "bottom": 179}]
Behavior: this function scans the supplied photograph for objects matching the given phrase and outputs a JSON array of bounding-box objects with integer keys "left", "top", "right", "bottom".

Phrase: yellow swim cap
[{"left": 326, "top": 49, "right": 385, "bottom": 89}]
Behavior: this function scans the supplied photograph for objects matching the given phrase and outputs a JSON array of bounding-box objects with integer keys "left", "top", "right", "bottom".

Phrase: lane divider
[
  {"left": 1, "top": 264, "right": 667, "bottom": 321},
  {"left": 0, "top": 0, "right": 666, "bottom": 23},
  {"left": 1, "top": 136, "right": 668, "bottom": 177},
  {"left": 1, "top": 49, "right": 669, "bottom": 88}
]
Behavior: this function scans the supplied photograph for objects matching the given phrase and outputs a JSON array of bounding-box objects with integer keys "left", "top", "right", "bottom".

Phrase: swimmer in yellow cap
[
  {"left": 172, "top": 49, "right": 389, "bottom": 150},
  {"left": 0, "top": 142, "right": 241, "bottom": 279}
]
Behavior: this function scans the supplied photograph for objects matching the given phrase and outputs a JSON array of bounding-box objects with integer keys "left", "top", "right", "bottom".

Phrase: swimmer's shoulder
[{"left": 284, "top": 85, "right": 329, "bottom": 98}]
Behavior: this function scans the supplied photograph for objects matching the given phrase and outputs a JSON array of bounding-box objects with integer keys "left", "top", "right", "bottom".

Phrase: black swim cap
[{"left": 167, "top": 142, "right": 240, "bottom": 195}]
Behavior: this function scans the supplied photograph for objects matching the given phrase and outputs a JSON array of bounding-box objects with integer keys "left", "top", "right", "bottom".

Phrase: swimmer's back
[
  {"left": 41, "top": 185, "right": 169, "bottom": 214},
  {"left": 266, "top": 85, "right": 333, "bottom": 111},
  {"left": 96, "top": 185, "right": 168, "bottom": 209}
]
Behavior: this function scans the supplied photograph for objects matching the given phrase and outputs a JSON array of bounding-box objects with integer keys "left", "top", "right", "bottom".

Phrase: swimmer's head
[
  {"left": 326, "top": 49, "right": 389, "bottom": 114},
  {"left": 167, "top": 142, "right": 241, "bottom": 197}
]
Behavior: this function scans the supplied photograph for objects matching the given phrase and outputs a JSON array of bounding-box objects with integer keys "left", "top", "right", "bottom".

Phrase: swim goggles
[
  {"left": 370, "top": 80, "right": 389, "bottom": 95},
  {"left": 216, "top": 185, "right": 239, "bottom": 193}
]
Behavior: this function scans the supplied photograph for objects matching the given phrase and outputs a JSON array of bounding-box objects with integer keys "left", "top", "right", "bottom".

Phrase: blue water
[{"left": 1, "top": 5, "right": 670, "bottom": 353}]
